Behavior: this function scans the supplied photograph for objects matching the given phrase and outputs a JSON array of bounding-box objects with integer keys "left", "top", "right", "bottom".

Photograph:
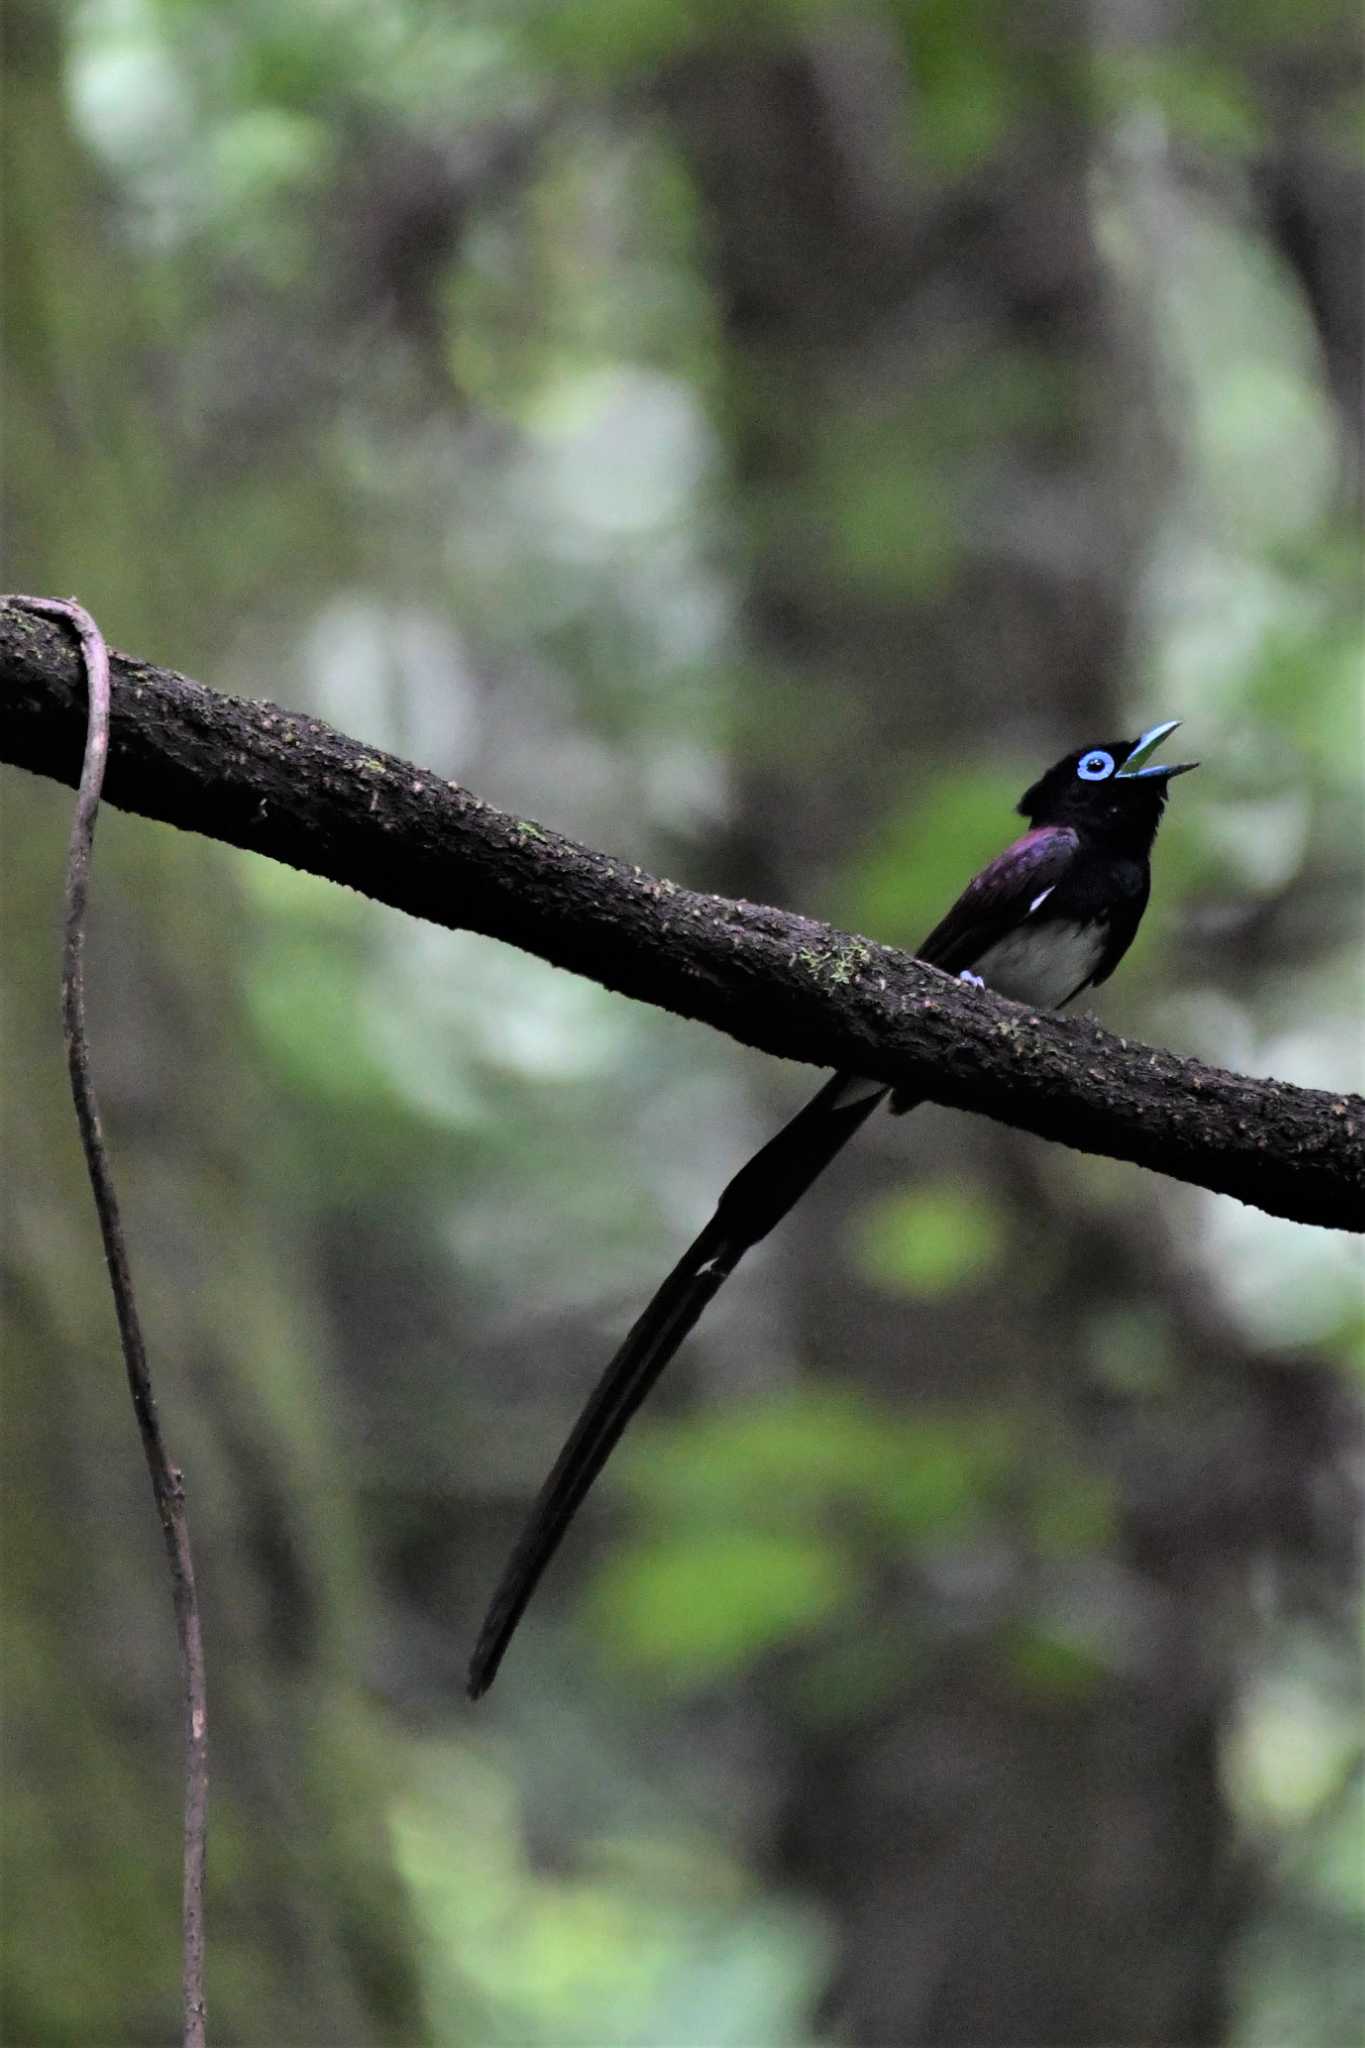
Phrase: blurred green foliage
[
  {"left": 851, "top": 1178, "right": 1010, "bottom": 1295},
  {"left": 3, "top": 0, "right": 1360, "bottom": 2041},
  {"left": 838, "top": 766, "right": 1024, "bottom": 945},
  {"left": 616, "top": 1393, "right": 1013, "bottom": 1541},
  {"left": 393, "top": 1741, "right": 830, "bottom": 2044},
  {"left": 590, "top": 1392, "right": 1129, "bottom": 1690},
  {"left": 593, "top": 1526, "right": 853, "bottom": 1683}
]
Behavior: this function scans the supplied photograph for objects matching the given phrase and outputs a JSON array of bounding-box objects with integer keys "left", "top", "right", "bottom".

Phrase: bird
[{"left": 468, "top": 720, "right": 1196, "bottom": 1696}]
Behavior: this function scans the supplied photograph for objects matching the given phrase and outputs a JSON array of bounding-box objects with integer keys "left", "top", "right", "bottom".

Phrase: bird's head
[{"left": 1018, "top": 720, "right": 1197, "bottom": 842}]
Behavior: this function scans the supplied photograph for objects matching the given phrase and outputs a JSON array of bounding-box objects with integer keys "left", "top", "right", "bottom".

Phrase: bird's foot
[{"left": 958, "top": 970, "right": 986, "bottom": 990}]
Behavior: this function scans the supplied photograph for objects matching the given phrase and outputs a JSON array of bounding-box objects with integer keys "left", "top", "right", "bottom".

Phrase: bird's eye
[{"left": 1077, "top": 750, "right": 1114, "bottom": 782}]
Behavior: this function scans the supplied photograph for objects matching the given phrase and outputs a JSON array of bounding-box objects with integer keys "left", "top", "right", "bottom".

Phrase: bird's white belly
[{"left": 973, "top": 921, "right": 1103, "bottom": 1009}]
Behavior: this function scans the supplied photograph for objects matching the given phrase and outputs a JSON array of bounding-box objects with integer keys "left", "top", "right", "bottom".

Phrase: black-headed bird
[{"left": 469, "top": 721, "right": 1196, "bottom": 1695}]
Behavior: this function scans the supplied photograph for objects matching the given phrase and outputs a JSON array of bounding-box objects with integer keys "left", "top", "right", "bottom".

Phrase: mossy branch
[{"left": 3, "top": 596, "right": 1361, "bottom": 1233}]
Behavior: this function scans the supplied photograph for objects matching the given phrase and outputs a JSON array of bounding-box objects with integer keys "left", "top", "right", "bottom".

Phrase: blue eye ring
[{"left": 1077, "top": 750, "right": 1114, "bottom": 782}]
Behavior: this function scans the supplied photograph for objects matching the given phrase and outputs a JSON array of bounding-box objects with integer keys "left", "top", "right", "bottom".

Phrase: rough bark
[{"left": 4, "top": 598, "right": 1360, "bottom": 1233}]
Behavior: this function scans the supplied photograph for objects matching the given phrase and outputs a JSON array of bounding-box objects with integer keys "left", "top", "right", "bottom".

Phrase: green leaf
[
  {"left": 1093, "top": 51, "right": 1264, "bottom": 154},
  {"left": 617, "top": 1392, "right": 1015, "bottom": 1545},
  {"left": 591, "top": 1528, "right": 852, "bottom": 1683},
  {"left": 852, "top": 1179, "right": 1007, "bottom": 1296},
  {"left": 833, "top": 765, "right": 1021, "bottom": 947},
  {"left": 1002, "top": 1623, "right": 1107, "bottom": 1702}
]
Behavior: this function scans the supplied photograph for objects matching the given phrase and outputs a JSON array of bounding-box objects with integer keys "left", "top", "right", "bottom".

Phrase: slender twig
[{"left": 13, "top": 596, "right": 209, "bottom": 2047}]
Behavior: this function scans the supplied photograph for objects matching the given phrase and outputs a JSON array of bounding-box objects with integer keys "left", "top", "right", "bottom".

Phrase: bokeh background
[{"left": 3, "top": 2, "right": 1362, "bottom": 2042}]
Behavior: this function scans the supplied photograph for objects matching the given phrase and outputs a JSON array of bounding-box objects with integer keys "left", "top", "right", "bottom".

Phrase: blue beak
[{"left": 1115, "top": 719, "right": 1198, "bottom": 780}]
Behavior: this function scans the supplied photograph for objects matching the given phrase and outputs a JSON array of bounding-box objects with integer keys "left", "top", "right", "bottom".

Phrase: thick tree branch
[{"left": 4, "top": 596, "right": 1361, "bottom": 1232}]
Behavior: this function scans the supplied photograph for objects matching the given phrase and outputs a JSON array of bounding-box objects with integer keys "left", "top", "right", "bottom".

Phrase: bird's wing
[
  {"left": 1087, "top": 870, "right": 1150, "bottom": 989},
  {"left": 915, "top": 824, "right": 1081, "bottom": 973}
]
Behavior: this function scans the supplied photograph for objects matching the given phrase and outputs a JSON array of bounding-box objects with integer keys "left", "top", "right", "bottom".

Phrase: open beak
[{"left": 1115, "top": 719, "right": 1198, "bottom": 781}]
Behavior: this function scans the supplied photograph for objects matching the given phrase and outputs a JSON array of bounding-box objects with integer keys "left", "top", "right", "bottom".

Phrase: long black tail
[{"left": 467, "top": 1070, "right": 895, "bottom": 1697}]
